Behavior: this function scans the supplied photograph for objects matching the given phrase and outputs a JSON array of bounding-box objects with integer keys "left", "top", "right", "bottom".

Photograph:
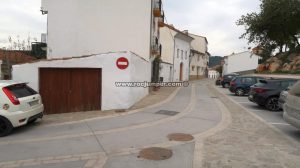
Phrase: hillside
[{"left": 209, "top": 56, "right": 222, "bottom": 68}]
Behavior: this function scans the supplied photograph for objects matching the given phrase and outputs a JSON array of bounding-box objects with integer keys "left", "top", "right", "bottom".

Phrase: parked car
[
  {"left": 221, "top": 73, "right": 239, "bottom": 88},
  {"left": 215, "top": 77, "right": 221, "bottom": 86},
  {"left": 283, "top": 81, "right": 300, "bottom": 129},
  {"left": 0, "top": 81, "right": 44, "bottom": 137},
  {"left": 248, "top": 79, "right": 298, "bottom": 111},
  {"left": 229, "top": 76, "right": 265, "bottom": 96}
]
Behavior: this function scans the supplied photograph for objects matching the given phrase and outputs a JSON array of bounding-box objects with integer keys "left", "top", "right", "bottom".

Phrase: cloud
[
  {"left": 163, "top": 0, "right": 261, "bottom": 56},
  {"left": 0, "top": 0, "right": 261, "bottom": 56},
  {"left": 0, "top": 0, "right": 46, "bottom": 48}
]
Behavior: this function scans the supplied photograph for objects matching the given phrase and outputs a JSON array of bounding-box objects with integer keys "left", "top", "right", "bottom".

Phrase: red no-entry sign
[{"left": 116, "top": 57, "right": 129, "bottom": 70}]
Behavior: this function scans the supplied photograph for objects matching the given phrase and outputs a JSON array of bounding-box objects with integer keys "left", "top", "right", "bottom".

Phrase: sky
[{"left": 0, "top": 0, "right": 261, "bottom": 56}]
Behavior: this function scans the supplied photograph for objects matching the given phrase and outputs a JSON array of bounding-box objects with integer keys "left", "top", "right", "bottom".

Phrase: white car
[
  {"left": 0, "top": 81, "right": 44, "bottom": 137},
  {"left": 283, "top": 81, "right": 300, "bottom": 129}
]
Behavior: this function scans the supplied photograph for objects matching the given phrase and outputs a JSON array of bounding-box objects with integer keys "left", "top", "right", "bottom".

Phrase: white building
[
  {"left": 208, "top": 69, "right": 220, "bottom": 79},
  {"left": 189, "top": 34, "right": 209, "bottom": 79},
  {"left": 41, "top": 0, "right": 162, "bottom": 62},
  {"left": 159, "top": 25, "right": 193, "bottom": 82},
  {"left": 222, "top": 51, "right": 261, "bottom": 76},
  {"left": 12, "top": 0, "right": 164, "bottom": 114}
]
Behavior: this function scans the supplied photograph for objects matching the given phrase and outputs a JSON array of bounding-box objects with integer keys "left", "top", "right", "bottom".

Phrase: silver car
[{"left": 283, "top": 81, "right": 300, "bottom": 129}]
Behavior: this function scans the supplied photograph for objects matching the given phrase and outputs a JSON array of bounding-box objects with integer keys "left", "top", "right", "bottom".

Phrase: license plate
[
  {"left": 28, "top": 100, "right": 39, "bottom": 107},
  {"left": 249, "top": 95, "right": 253, "bottom": 99}
]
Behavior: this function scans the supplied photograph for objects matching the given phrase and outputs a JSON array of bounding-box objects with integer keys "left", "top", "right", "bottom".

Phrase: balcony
[
  {"left": 153, "top": 0, "right": 163, "bottom": 17},
  {"left": 151, "top": 37, "right": 162, "bottom": 56},
  {"left": 158, "top": 12, "right": 165, "bottom": 27}
]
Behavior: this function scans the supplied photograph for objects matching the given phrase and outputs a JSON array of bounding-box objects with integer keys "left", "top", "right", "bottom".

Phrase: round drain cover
[
  {"left": 167, "top": 133, "right": 194, "bottom": 142},
  {"left": 138, "top": 147, "right": 173, "bottom": 160}
]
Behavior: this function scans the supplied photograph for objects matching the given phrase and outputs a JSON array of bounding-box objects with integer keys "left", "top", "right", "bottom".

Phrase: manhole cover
[
  {"left": 155, "top": 110, "right": 179, "bottom": 116},
  {"left": 167, "top": 133, "right": 194, "bottom": 142},
  {"left": 211, "top": 96, "right": 218, "bottom": 99},
  {"left": 138, "top": 147, "right": 173, "bottom": 160}
]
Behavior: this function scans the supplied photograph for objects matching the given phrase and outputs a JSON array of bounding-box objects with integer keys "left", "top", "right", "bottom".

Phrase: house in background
[
  {"left": 189, "top": 34, "right": 209, "bottom": 79},
  {"left": 13, "top": 0, "right": 165, "bottom": 114},
  {"left": 159, "top": 24, "right": 193, "bottom": 82},
  {"left": 222, "top": 51, "right": 261, "bottom": 76},
  {"left": 208, "top": 69, "right": 220, "bottom": 79}
]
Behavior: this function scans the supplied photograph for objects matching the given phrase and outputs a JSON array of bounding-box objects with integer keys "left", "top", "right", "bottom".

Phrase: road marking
[{"left": 270, "top": 123, "right": 290, "bottom": 126}]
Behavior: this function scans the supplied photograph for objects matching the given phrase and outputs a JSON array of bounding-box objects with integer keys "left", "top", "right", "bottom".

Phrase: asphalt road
[{"left": 215, "top": 85, "right": 300, "bottom": 143}]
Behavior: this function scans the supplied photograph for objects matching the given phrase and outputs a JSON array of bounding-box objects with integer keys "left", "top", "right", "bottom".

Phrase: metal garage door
[{"left": 39, "top": 68, "right": 102, "bottom": 114}]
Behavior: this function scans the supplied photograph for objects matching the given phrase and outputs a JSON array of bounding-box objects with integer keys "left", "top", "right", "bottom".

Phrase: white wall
[
  {"left": 190, "top": 52, "right": 207, "bottom": 76},
  {"left": 189, "top": 34, "right": 207, "bottom": 54},
  {"left": 223, "top": 51, "right": 259, "bottom": 75},
  {"left": 173, "top": 35, "right": 191, "bottom": 82},
  {"left": 42, "top": 0, "right": 152, "bottom": 61},
  {"left": 160, "top": 27, "right": 176, "bottom": 64},
  {"left": 209, "top": 70, "right": 220, "bottom": 79},
  {"left": 12, "top": 52, "right": 150, "bottom": 111},
  {"left": 160, "top": 62, "right": 173, "bottom": 82}
]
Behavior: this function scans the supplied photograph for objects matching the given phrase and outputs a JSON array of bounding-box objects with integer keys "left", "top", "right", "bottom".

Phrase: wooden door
[{"left": 39, "top": 68, "right": 101, "bottom": 114}]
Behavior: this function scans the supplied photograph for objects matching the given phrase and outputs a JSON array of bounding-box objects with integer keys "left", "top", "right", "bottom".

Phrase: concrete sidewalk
[{"left": 41, "top": 86, "right": 178, "bottom": 126}]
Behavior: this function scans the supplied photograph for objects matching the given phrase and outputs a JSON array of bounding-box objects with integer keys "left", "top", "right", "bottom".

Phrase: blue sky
[{"left": 0, "top": 0, "right": 261, "bottom": 56}]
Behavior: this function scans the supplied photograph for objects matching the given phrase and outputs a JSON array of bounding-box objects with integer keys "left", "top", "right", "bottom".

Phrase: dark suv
[
  {"left": 221, "top": 74, "right": 239, "bottom": 88},
  {"left": 229, "top": 76, "right": 265, "bottom": 96},
  {"left": 248, "top": 79, "right": 298, "bottom": 111}
]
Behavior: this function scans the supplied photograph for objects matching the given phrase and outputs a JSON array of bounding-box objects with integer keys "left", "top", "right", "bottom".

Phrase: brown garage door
[{"left": 39, "top": 68, "right": 102, "bottom": 114}]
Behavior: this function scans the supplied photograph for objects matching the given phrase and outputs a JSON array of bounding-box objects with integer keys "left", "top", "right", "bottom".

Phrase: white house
[
  {"left": 12, "top": 0, "right": 164, "bottom": 114},
  {"left": 222, "top": 51, "right": 261, "bottom": 76},
  {"left": 208, "top": 69, "right": 220, "bottom": 79},
  {"left": 189, "top": 34, "right": 209, "bottom": 79},
  {"left": 159, "top": 25, "right": 193, "bottom": 82}
]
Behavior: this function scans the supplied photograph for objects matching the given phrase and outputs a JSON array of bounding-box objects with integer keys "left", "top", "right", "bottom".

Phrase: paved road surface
[
  {"left": 215, "top": 85, "right": 300, "bottom": 143},
  {"left": 0, "top": 80, "right": 223, "bottom": 168}
]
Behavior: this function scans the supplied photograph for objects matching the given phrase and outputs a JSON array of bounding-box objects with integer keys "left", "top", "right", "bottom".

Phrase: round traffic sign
[{"left": 116, "top": 57, "right": 129, "bottom": 70}]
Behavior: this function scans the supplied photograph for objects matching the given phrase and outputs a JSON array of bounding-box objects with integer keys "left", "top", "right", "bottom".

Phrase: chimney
[{"left": 183, "top": 30, "right": 189, "bottom": 34}]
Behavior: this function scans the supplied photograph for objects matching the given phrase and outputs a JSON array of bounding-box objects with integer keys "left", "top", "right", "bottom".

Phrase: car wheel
[
  {"left": 235, "top": 88, "right": 245, "bottom": 96},
  {"left": 0, "top": 117, "right": 13, "bottom": 137},
  {"left": 266, "top": 97, "right": 280, "bottom": 111}
]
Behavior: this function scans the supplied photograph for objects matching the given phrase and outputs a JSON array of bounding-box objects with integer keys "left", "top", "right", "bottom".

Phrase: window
[
  {"left": 177, "top": 49, "right": 179, "bottom": 58},
  {"left": 281, "top": 80, "right": 297, "bottom": 88},
  {"left": 192, "top": 66, "right": 195, "bottom": 71},
  {"left": 241, "top": 78, "right": 254, "bottom": 84},
  {"left": 197, "top": 56, "right": 200, "bottom": 62},
  {"left": 185, "top": 51, "right": 188, "bottom": 59},
  {"left": 181, "top": 50, "right": 183, "bottom": 59}
]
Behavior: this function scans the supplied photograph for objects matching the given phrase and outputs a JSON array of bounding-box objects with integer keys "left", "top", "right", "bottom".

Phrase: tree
[{"left": 237, "top": 0, "right": 300, "bottom": 53}]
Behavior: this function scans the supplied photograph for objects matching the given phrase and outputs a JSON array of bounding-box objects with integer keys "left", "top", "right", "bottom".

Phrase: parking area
[{"left": 215, "top": 85, "right": 300, "bottom": 143}]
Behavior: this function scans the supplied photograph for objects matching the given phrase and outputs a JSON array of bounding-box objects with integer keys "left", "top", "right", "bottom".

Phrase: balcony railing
[
  {"left": 158, "top": 11, "right": 165, "bottom": 27},
  {"left": 151, "top": 37, "right": 161, "bottom": 56},
  {"left": 153, "top": 0, "right": 163, "bottom": 17}
]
